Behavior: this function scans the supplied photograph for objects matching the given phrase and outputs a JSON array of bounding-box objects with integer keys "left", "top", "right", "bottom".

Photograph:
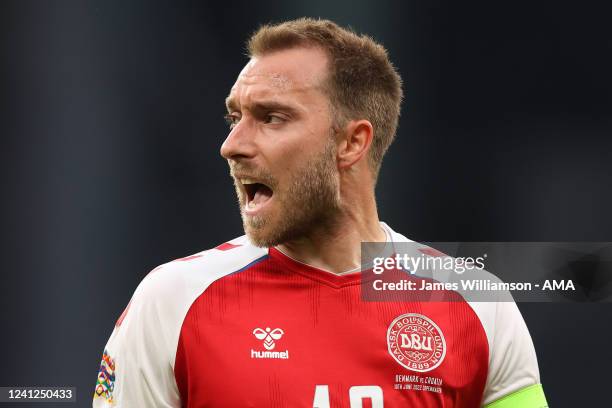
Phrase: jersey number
[{"left": 313, "top": 385, "right": 383, "bottom": 407}]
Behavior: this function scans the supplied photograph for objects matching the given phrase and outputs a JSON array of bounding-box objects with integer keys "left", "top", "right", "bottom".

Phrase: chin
[
  {"left": 242, "top": 215, "right": 275, "bottom": 248},
  {"left": 244, "top": 227, "right": 278, "bottom": 248},
  {"left": 243, "top": 214, "right": 298, "bottom": 248}
]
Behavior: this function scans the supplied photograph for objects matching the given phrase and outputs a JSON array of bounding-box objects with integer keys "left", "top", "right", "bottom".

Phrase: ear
[{"left": 337, "top": 119, "right": 374, "bottom": 170}]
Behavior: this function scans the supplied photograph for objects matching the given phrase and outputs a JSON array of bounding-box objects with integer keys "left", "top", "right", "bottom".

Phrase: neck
[{"left": 276, "top": 187, "right": 386, "bottom": 274}]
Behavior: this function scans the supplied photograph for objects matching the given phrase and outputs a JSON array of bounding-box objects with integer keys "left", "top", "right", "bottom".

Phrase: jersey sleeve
[
  {"left": 481, "top": 301, "right": 548, "bottom": 407},
  {"left": 93, "top": 267, "right": 182, "bottom": 408}
]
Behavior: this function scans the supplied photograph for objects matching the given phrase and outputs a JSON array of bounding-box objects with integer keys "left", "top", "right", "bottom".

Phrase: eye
[
  {"left": 264, "top": 114, "right": 286, "bottom": 125},
  {"left": 224, "top": 113, "right": 241, "bottom": 129}
]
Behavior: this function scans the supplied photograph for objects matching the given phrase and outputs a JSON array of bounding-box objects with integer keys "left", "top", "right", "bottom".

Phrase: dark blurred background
[{"left": 1, "top": 1, "right": 610, "bottom": 407}]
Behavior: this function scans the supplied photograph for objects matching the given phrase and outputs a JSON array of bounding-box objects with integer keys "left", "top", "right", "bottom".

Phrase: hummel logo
[
  {"left": 253, "top": 327, "right": 284, "bottom": 350},
  {"left": 251, "top": 327, "right": 289, "bottom": 360}
]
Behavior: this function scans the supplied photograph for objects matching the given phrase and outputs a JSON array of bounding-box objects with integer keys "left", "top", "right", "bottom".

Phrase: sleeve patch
[{"left": 94, "top": 349, "right": 116, "bottom": 405}]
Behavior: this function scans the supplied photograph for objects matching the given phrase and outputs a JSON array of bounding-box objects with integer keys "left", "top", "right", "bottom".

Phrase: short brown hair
[{"left": 247, "top": 18, "right": 403, "bottom": 178}]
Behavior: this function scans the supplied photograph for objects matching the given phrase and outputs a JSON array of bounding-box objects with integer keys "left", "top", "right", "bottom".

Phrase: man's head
[{"left": 221, "top": 18, "right": 402, "bottom": 247}]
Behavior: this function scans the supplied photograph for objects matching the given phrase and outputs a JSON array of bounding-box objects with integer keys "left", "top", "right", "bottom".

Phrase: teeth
[{"left": 240, "top": 178, "right": 257, "bottom": 185}]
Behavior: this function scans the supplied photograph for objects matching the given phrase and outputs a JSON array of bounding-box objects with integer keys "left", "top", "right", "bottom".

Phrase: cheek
[
  {"left": 267, "top": 141, "right": 308, "bottom": 175},
  {"left": 264, "top": 120, "right": 332, "bottom": 179}
]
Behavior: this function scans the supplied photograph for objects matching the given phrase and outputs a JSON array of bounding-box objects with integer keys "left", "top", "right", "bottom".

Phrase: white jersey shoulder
[
  {"left": 93, "top": 235, "right": 266, "bottom": 408},
  {"left": 385, "top": 223, "right": 541, "bottom": 406}
]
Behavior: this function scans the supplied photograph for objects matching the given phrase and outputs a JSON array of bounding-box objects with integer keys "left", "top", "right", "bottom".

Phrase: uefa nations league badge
[{"left": 387, "top": 313, "right": 446, "bottom": 372}]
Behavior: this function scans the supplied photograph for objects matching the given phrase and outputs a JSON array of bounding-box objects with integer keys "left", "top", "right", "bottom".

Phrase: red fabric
[
  {"left": 174, "top": 249, "right": 489, "bottom": 407},
  {"left": 215, "top": 242, "right": 242, "bottom": 251},
  {"left": 115, "top": 301, "right": 131, "bottom": 328}
]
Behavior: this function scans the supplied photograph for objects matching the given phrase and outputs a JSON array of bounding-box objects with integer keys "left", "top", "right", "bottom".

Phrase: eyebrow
[
  {"left": 225, "top": 97, "right": 299, "bottom": 115},
  {"left": 225, "top": 96, "right": 238, "bottom": 112}
]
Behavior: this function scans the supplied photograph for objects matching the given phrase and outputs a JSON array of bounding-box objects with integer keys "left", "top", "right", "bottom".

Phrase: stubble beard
[{"left": 233, "top": 140, "right": 341, "bottom": 248}]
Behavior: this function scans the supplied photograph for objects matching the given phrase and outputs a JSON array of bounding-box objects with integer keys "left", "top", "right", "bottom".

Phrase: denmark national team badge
[{"left": 387, "top": 313, "right": 446, "bottom": 372}]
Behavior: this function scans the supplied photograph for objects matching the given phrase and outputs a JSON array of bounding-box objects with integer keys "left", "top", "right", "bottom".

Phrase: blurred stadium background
[{"left": 1, "top": 1, "right": 610, "bottom": 406}]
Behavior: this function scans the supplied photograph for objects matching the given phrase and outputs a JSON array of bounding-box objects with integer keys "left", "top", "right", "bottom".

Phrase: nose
[{"left": 220, "top": 119, "right": 256, "bottom": 161}]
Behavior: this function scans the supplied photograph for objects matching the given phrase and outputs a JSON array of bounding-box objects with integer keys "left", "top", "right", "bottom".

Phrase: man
[{"left": 94, "top": 18, "right": 547, "bottom": 407}]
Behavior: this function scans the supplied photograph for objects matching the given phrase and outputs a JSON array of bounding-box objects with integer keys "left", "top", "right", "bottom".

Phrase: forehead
[{"left": 227, "top": 46, "right": 329, "bottom": 108}]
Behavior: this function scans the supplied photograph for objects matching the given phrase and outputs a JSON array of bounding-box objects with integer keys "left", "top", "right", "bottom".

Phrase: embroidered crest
[{"left": 387, "top": 313, "right": 446, "bottom": 372}]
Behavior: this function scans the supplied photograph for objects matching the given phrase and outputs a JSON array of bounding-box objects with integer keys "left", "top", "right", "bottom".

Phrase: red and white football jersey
[{"left": 93, "top": 223, "right": 547, "bottom": 407}]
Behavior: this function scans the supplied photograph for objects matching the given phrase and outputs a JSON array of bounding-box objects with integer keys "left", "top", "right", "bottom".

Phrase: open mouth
[{"left": 240, "top": 179, "right": 274, "bottom": 214}]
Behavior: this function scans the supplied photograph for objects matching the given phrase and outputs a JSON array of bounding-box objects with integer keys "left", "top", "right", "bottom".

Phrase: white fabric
[
  {"left": 386, "top": 228, "right": 541, "bottom": 406},
  {"left": 94, "top": 224, "right": 541, "bottom": 407},
  {"left": 93, "top": 235, "right": 267, "bottom": 407}
]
